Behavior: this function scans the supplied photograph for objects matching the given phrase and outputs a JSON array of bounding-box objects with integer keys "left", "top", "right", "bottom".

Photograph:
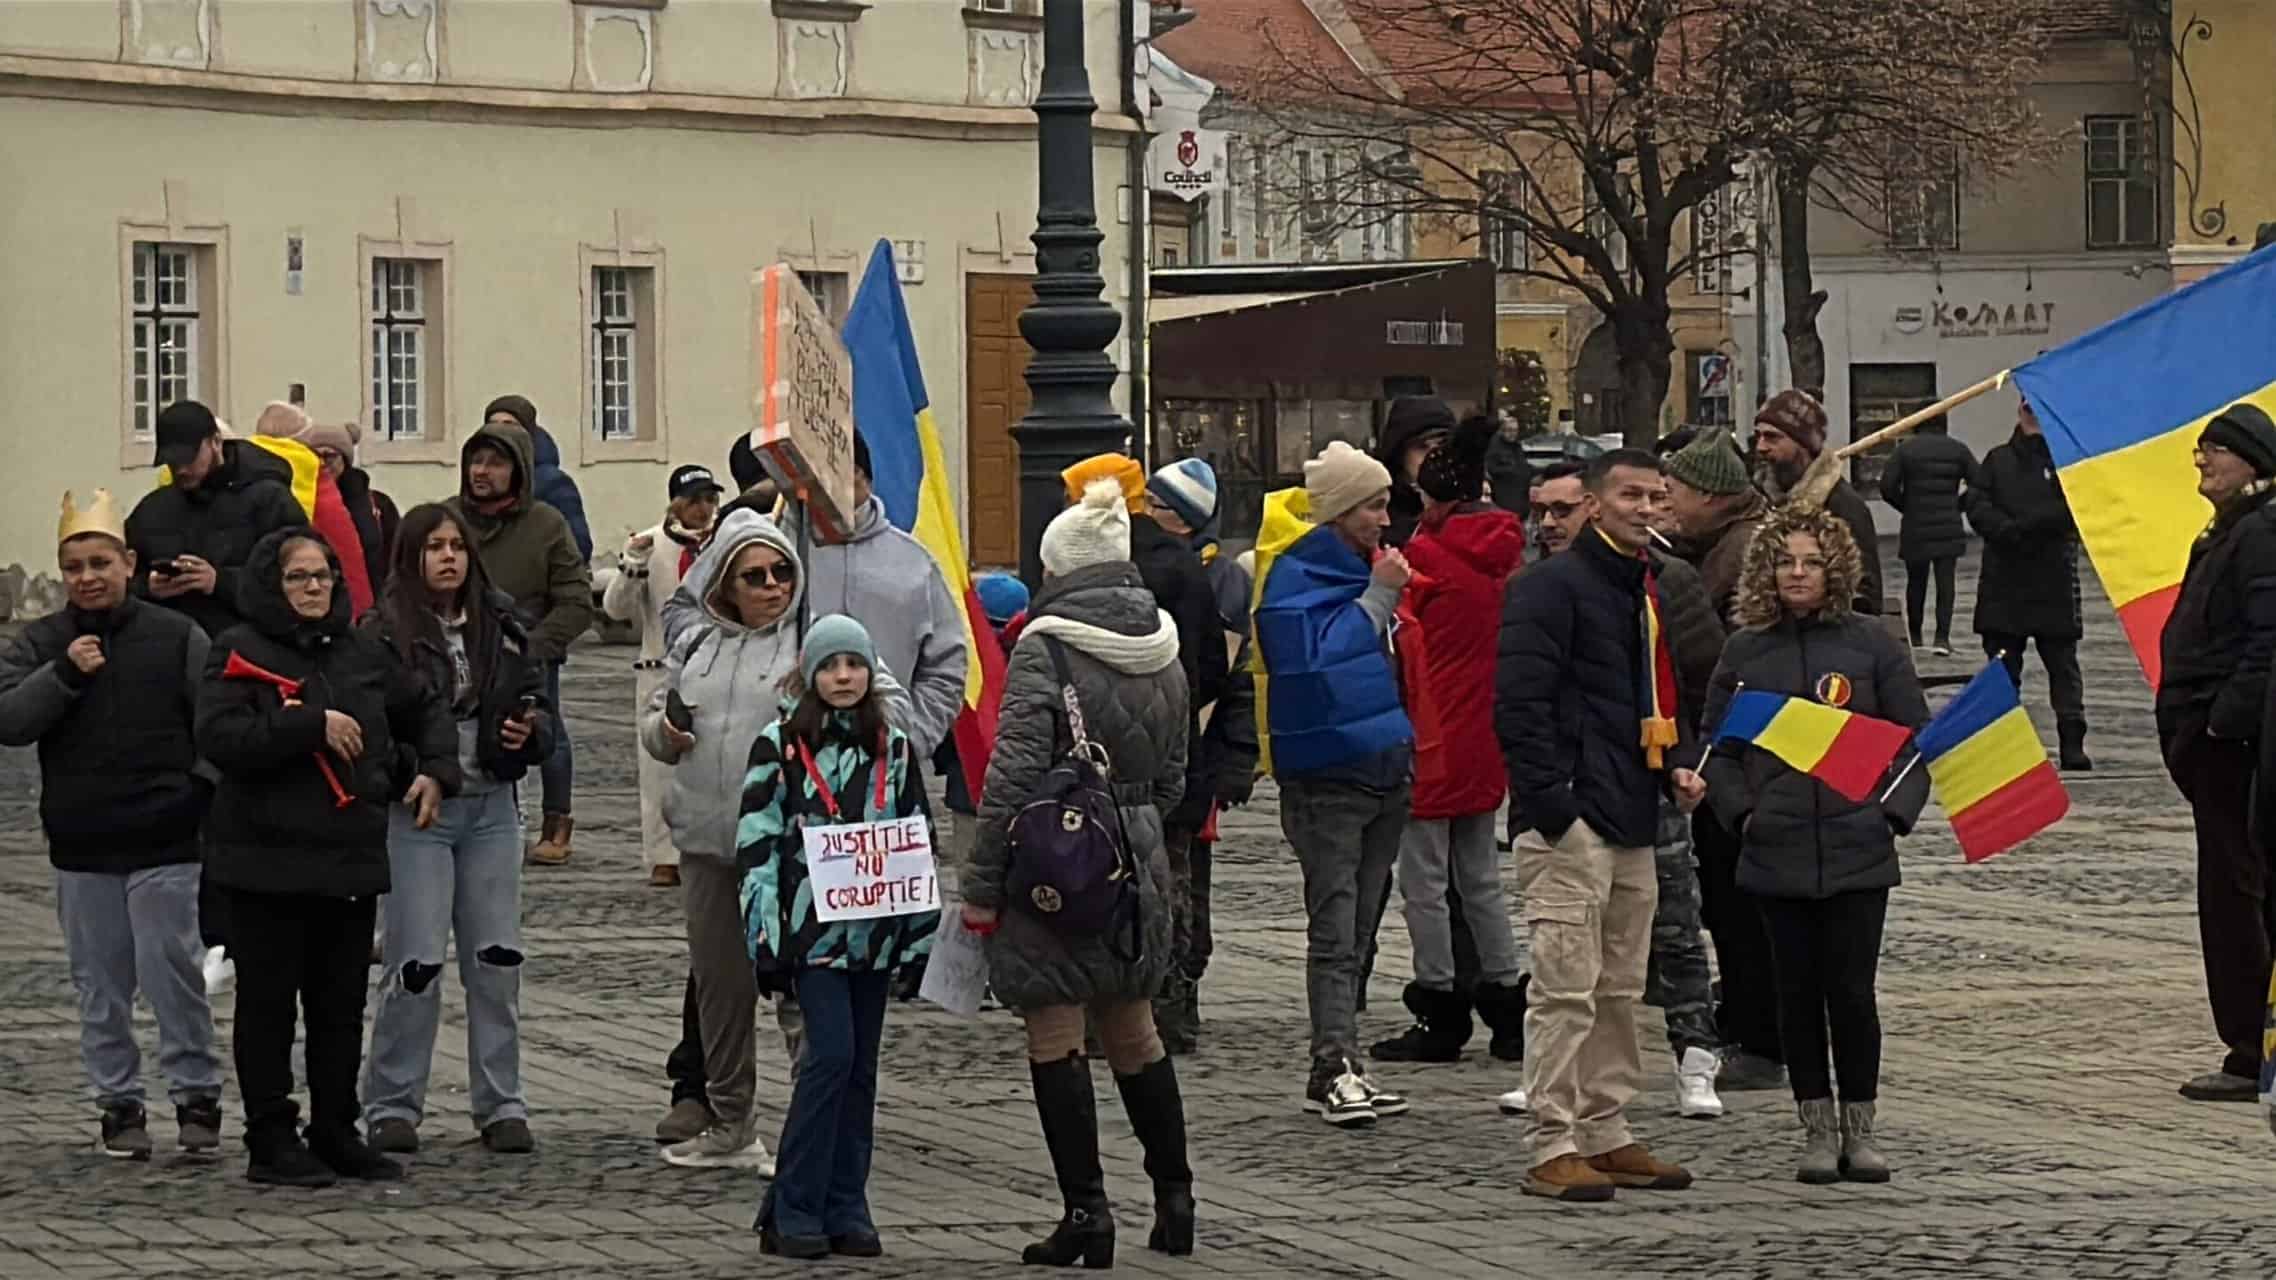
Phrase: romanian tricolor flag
[
  {"left": 1916, "top": 662, "right": 2069, "bottom": 863},
  {"left": 842, "top": 239, "right": 1006, "bottom": 797},
  {"left": 2012, "top": 244, "right": 2276, "bottom": 686},
  {"left": 1712, "top": 690, "right": 1911, "bottom": 804}
]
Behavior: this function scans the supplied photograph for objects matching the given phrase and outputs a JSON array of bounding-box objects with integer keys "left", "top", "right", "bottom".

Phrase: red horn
[{"left": 220, "top": 650, "right": 304, "bottom": 697}]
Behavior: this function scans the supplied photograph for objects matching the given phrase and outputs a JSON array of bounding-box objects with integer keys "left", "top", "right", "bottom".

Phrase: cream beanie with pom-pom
[{"left": 1041, "top": 477, "right": 1133, "bottom": 577}]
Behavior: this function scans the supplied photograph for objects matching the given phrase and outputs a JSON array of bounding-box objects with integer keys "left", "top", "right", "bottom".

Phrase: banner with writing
[{"left": 804, "top": 816, "right": 939, "bottom": 923}]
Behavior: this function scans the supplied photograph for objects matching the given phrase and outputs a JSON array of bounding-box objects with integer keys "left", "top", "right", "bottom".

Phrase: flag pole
[
  {"left": 1878, "top": 749, "right": 1922, "bottom": 805},
  {"left": 1793, "top": 371, "right": 2015, "bottom": 507}
]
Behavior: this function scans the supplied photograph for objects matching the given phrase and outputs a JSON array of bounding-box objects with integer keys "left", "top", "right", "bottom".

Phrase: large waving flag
[
  {"left": 844, "top": 240, "right": 1006, "bottom": 796},
  {"left": 1915, "top": 662, "right": 2069, "bottom": 862},
  {"left": 1711, "top": 690, "right": 1911, "bottom": 804},
  {"left": 2012, "top": 245, "right": 2276, "bottom": 686}
]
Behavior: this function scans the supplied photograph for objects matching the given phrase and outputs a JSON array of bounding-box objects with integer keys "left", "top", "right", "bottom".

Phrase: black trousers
[
  {"left": 1694, "top": 808, "right": 1782, "bottom": 1061},
  {"left": 2167, "top": 728, "right": 2276, "bottom": 1077},
  {"left": 1980, "top": 632, "right": 2086, "bottom": 727},
  {"left": 1902, "top": 556, "right": 1958, "bottom": 646},
  {"left": 1759, "top": 889, "right": 1889, "bottom": 1103},
  {"left": 666, "top": 968, "right": 709, "bottom": 1106},
  {"left": 223, "top": 887, "right": 377, "bottom": 1135}
]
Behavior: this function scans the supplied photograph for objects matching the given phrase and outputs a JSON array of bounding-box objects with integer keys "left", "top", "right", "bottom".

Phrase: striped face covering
[{"left": 1598, "top": 527, "right": 1680, "bottom": 770}]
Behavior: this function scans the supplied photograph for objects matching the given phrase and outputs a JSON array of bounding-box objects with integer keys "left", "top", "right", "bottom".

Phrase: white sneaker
[
  {"left": 1349, "top": 1065, "right": 1409, "bottom": 1117},
  {"left": 202, "top": 948, "right": 235, "bottom": 997},
  {"left": 662, "top": 1121, "right": 773, "bottom": 1173},
  {"left": 1497, "top": 1085, "right": 1529, "bottom": 1115},
  {"left": 1676, "top": 1047, "right": 1725, "bottom": 1119},
  {"left": 1303, "top": 1070, "right": 1378, "bottom": 1128}
]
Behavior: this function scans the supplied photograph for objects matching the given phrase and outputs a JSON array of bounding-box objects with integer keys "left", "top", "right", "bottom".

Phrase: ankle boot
[
  {"left": 1473, "top": 975, "right": 1528, "bottom": 1063},
  {"left": 1369, "top": 982, "right": 1471, "bottom": 1063},
  {"left": 529, "top": 813, "right": 575, "bottom": 865},
  {"left": 2057, "top": 719, "right": 2093, "bottom": 772},
  {"left": 1795, "top": 1099, "right": 1840, "bottom": 1185},
  {"left": 1022, "top": 1054, "right": 1114, "bottom": 1269},
  {"left": 1112, "top": 1057, "right": 1195, "bottom": 1256},
  {"left": 1839, "top": 1101, "right": 1891, "bottom": 1183}
]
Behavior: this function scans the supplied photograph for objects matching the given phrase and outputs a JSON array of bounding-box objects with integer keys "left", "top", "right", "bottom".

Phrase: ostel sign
[{"left": 1151, "top": 127, "right": 1226, "bottom": 204}]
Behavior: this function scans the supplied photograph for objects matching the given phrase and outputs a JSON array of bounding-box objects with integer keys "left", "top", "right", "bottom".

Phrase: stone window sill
[
  {"left": 774, "top": 0, "right": 868, "bottom": 21},
  {"left": 574, "top": 0, "right": 667, "bottom": 10},
  {"left": 963, "top": 6, "right": 1043, "bottom": 33}
]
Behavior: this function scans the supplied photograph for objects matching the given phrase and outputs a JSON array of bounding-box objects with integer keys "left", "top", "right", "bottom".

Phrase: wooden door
[{"left": 965, "top": 274, "right": 1035, "bottom": 569}]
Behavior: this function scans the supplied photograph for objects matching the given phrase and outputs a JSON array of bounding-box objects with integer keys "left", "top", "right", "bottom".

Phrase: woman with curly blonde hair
[{"left": 1698, "top": 505, "right": 1929, "bottom": 1186}]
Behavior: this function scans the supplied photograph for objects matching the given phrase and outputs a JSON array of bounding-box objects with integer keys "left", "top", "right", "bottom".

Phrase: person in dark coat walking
[
  {"left": 1496, "top": 448, "right": 1704, "bottom": 1203},
  {"left": 196, "top": 529, "right": 459, "bottom": 1188},
  {"left": 1485, "top": 413, "right": 1535, "bottom": 518},
  {"left": 1878, "top": 417, "right": 1979, "bottom": 653},
  {"left": 1966, "top": 400, "right": 2091, "bottom": 770},
  {"left": 963, "top": 481, "right": 1196, "bottom": 1267},
  {"left": 1374, "top": 396, "right": 1457, "bottom": 548},
  {"left": 1061, "top": 453, "right": 1228, "bottom": 1055},
  {"left": 1700, "top": 504, "right": 1929, "bottom": 1185},
  {"left": 2158, "top": 402, "right": 2276, "bottom": 1103},
  {"left": 1751, "top": 390, "right": 1882, "bottom": 615}
]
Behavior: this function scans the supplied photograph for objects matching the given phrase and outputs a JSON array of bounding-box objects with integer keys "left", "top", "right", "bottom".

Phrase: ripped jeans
[{"left": 364, "top": 787, "right": 528, "bottom": 1131}]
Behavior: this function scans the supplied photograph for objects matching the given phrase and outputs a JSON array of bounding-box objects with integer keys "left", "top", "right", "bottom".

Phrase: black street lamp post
[{"left": 1011, "top": 0, "right": 1135, "bottom": 588}]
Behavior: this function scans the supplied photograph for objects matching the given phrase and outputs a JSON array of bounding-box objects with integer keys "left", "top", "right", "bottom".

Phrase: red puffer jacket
[{"left": 1402, "top": 502, "right": 1526, "bottom": 819}]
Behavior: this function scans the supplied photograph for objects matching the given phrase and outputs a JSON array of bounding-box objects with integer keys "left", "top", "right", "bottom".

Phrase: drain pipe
[{"left": 1122, "top": 0, "right": 1152, "bottom": 463}]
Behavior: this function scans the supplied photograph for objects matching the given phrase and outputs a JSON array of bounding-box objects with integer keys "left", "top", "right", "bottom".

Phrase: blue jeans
[
  {"left": 55, "top": 864, "right": 222, "bottom": 1108},
  {"left": 540, "top": 661, "right": 573, "bottom": 815},
  {"left": 363, "top": 788, "right": 528, "bottom": 1129},
  {"left": 766, "top": 968, "right": 889, "bottom": 1240}
]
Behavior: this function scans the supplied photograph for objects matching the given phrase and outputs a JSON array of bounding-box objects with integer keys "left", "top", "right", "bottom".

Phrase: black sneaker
[
  {"left": 481, "top": 1118, "right": 535, "bottom": 1154},
  {"left": 1300, "top": 1064, "right": 1377, "bottom": 1128},
  {"left": 177, "top": 1099, "right": 223, "bottom": 1156},
  {"left": 247, "top": 1132, "right": 338, "bottom": 1188},
  {"left": 309, "top": 1128, "right": 403, "bottom": 1182},
  {"left": 100, "top": 1103, "right": 152, "bottom": 1162}
]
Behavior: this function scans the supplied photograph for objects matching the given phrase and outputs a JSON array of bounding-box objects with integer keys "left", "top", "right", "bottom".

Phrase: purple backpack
[{"left": 1005, "top": 639, "right": 1143, "bottom": 960}]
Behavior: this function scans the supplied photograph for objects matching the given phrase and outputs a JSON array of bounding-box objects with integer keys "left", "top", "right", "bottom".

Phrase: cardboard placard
[
  {"left": 803, "top": 816, "right": 939, "bottom": 923},
  {"left": 750, "top": 264, "right": 857, "bottom": 541},
  {"left": 918, "top": 893, "right": 990, "bottom": 1018}
]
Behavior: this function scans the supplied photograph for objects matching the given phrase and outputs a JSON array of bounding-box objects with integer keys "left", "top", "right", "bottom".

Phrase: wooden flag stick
[{"left": 1792, "top": 370, "right": 2015, "bottom": 507}]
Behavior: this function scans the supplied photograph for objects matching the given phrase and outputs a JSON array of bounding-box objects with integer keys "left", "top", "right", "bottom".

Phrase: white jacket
[{"left": 601, "top": 520, "right": 697, "bottom": 664}]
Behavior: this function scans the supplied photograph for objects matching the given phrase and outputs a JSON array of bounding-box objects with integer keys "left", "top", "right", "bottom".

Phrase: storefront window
[
  {"left": 1276, "top": 399, "right": 1373, "bottom": 475},
  {"left": 1160, "top": 397, "right": 1266, "bottom": 542},
  {"left": 1848, "top": 362, "right": 1938, "bottom": 492}
]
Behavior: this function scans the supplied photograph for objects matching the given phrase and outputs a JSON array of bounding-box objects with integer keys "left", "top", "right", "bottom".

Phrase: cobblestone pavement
[{"left": 0, "top": 553, "right": 2270, "bottom": 1278}]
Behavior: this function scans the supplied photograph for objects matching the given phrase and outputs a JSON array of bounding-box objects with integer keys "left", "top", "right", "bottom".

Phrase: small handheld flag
[
  {"left": 1712, "top": 690, "right": 1911, "bottom": 804},
  {"left": 1916, "top": 662, "right": 2069, "bottom": 863}
]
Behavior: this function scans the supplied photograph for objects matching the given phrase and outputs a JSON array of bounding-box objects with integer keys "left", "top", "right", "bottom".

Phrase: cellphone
[
  {"left": 515, "top": 695, "right": 538, "bottom": 717},
  {"left": 665, "top": 689, "right": 696, "bottom": 734},
  {"left": 151, "top": 560, "right": 182, "bottom": 577}
]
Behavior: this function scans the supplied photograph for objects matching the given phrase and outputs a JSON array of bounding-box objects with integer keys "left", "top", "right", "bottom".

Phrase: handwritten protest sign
[
  {"left": 919, "top": 894, "right": 990, "bottom": 1018},
  {"left": 751, "top": 264, "right": 857, "bottom": 540},
  {"left": 803, "top": 816, "right": 939, "bottom": 923}
]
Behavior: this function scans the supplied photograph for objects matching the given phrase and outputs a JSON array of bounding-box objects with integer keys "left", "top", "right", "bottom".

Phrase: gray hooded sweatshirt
[
  {"left": 662, "top": 494, "right": 968, "bottom": 759},
  {"left": 640, "top": 508, "right": 908, "bottom": 861}
]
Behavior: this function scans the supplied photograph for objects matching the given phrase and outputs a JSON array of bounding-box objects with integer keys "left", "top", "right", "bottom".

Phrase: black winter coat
[
  {"left": 0, "top": 597, "right": 213, "bottom": 872},
  {"left": 126, "top": 441, "right": 311, "bottom": 639},
  {"left": 2159, "top": 491, "right": 2276, "bottom": 745},
  {"left": 335, "top": 466, "right": 395, "bottom": 594},
  {"left": 1879, "top": 430, "right": 1979, "bottom": 562},
  {"left": 1651, "top": 550, "right": 1726, "bottom": 735},
  {"left": 196, "top": 531, "right": 460, "bottom": 899},
  {"left": 1967, "top": 430, "right": 2083, "bottom": 640},
  {"left": 1498, "top": 530, "right": 1693, "bottom": 848},
  {"left": 361, "top": 588, "right": 556, "bottom": 785},
  {"left": 1822, "top": 479, "right": 1885, "bottom": 615},
  {"left": 1701, "top": 613, "right": 1930, "bottom": 900},
  {"left": 1130, "top": 514, "right": 1228, "bottom": 831}
]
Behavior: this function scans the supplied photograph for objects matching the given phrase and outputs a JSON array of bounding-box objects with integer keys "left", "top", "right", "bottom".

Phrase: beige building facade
[{"left": 0, "top": 0, "right": 1143, "bottom": 581}]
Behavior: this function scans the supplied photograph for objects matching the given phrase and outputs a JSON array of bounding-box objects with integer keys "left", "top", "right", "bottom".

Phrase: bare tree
[{"left": 1731, "top": 0, "right": 2056, "bottom": 395}]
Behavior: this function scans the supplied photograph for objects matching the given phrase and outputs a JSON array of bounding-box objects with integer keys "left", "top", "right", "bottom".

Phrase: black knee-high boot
[
  {"left": 1024, "top": 1053, "right": 1115, "bottom": 1269},
  {"left": 1112, "top": 1057, "right": 1195, "bottom": 1256}
]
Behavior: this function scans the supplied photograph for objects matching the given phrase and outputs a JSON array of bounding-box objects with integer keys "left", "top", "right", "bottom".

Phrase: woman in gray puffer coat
[
  {"left": 963, "top": 478, "right": 1195, "bottom": 1269},
  {"left": 1699, "top": 504, "right": 1928, "bottom": 1189}
]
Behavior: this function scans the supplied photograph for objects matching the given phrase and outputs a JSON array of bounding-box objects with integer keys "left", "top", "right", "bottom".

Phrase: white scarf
[{"left": 1019, "top": 609, "right": 1181, "bottom": 675}]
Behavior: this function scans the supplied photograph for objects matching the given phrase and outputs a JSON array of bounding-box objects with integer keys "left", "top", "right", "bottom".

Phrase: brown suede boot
[
  {"left": 528, "top": 814, "right": 574, "bottom": 866},
  {"left": 1522, "top": 1153, "right": 1616, "bottom": 1202},
  {"left": 1586, "top": 1143, "right": 1694, "bottom": 1190}
]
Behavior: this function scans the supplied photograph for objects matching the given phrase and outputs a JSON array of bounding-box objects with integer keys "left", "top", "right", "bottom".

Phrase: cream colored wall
[
  {"left": 2171, "top": 0, "right": 2272, "bottom": 283},
  {"left": 0, "top": 0, "right": 1147, "bottom": 576},
  {"left": 0, "top": 93, "right": 1137, "bottom": 575}
]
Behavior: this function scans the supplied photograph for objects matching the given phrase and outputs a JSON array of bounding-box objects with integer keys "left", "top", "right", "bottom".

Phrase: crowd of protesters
[{"left": 12, "top": 378, "right": 2276, "bottom": 1262}]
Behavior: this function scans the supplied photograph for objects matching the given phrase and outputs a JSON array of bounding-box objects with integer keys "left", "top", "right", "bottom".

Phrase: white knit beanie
[
  {"left": 1304, "top": 441, "right": 1393, "bottom": 522},
  {"left": 1042, "top": 477, "right": 1132, "bottom": 577}
]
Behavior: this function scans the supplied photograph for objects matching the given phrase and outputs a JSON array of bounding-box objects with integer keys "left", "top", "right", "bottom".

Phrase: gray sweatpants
[
  {"left": 55, "top": 864, "right": 222, "bottom": 1109},
  {"left": 1398, "top": 813, "right": 1524, "bottom": 990}
]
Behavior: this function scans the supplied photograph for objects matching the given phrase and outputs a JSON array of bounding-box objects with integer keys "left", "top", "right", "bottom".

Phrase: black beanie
[
  {"left": 2202, "top": 404, "right": 2276, "bottom": 480},
  {"left": 853, "top": 431, "right": 872, "bottom": 480},
  {"left": 728, "top": 434, "right": 766, "bottom": 491},
  {"left": 1417, "top": 414, "right": 1495, "bottom": 503}
]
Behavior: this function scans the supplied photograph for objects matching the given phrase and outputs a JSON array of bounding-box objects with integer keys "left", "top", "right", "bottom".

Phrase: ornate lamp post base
[{"left": 1010, "top": 0, "right": 1135, "bottom": 587}]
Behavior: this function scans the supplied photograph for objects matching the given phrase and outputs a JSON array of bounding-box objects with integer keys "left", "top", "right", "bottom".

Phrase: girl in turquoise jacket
[{"left": 739, "top": 614, "right": 937, "bottom": 1260}]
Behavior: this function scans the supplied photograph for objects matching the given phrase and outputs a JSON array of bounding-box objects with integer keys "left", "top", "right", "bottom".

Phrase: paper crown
[{"left": 59, "top": 489, "right": 126, "bottom": 545}]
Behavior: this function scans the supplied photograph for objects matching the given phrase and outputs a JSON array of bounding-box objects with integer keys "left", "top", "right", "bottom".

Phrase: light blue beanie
[{"left": 801, "top": 613, "right": 876, "bottom": 685}]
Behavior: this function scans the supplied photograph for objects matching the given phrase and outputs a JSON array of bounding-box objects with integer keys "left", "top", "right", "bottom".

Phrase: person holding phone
[
  {"left": 196, "top": 529, "right": 457, "bottom": 1187},
  {"left": 359, "top": 505, "right": 555, "bottom": 1157}
]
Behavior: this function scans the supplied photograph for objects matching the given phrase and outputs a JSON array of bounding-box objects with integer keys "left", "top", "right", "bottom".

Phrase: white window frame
[
  {"left": 1481, "top": 170, "right": 1530, "bottom": 273},
  {"left": 370, "top": 258, "right": 427, "bottom": 442},
  {"left": 578, "top": 244, "right": 669, "bottom": 463},
  {"left": 2084, "top": 114, "right": 2158, "bottom": 249},
  {"left": 357, "top": 237, "right": 455, "bottom": 465},
  {"left": 119, "top": 225, "right": 228, "bottom": 467},
  {"left": 796, "top": 269, "right": 851, "bottom": 326}
]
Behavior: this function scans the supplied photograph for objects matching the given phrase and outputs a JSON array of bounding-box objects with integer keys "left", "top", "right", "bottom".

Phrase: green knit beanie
[{"left": 1665, "top": 431, "right": 1751, "bottom": 497}]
